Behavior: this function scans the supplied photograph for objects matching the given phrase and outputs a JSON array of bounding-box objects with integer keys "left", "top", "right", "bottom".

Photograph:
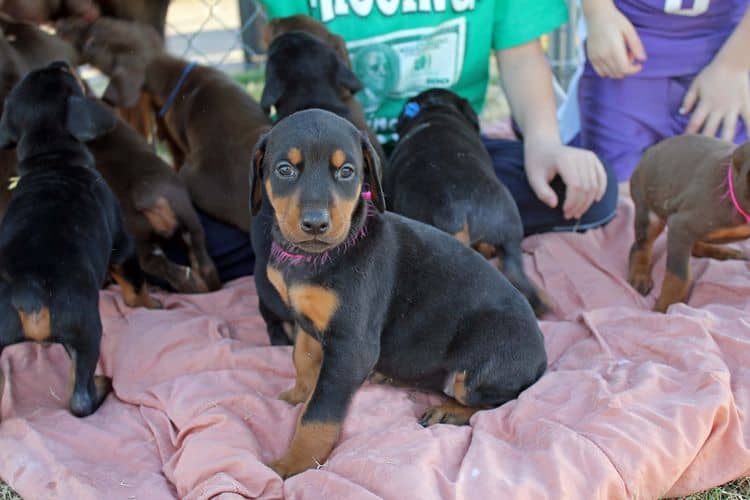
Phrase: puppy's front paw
[
  {"left": 278, "top": 386, "right": 309, "bottom": 406},
  {"left": 269, "top": 456, "right": 316, "bottom": 479},
  {"left": 628, "top": 272, "right": 654, "bottom": 296},
  {"left": 419, "top": 403, "right": 477, "bottom": 427}
]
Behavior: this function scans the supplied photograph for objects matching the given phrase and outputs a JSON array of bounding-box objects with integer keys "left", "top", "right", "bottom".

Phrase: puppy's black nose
[{"left": 301, "top": 210, "right": 330, "bottom": 235}]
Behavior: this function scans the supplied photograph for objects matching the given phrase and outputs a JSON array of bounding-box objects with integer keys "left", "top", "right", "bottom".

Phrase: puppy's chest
[{"left": 266, "top": 264, "right": 340, "bottom": 334}]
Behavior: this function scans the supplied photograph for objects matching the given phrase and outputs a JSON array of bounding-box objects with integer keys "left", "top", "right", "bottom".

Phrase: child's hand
[
  {"left": 681, "top": 60, "right": 750, "bottom": 141},
  {"left": 524, "top": 141, "right": 608, "bottom": 220},
  {"left": 584, "top": 0, "right": 646, "bottom": 79}
]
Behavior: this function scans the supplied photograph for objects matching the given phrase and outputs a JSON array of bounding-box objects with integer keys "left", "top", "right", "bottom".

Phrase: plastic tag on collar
[
  {"left": 8, "top": 176, "right": 20, "bottom": 191},
  {"left": 403, "top": 101, "right": 420, "bottom": 119}
]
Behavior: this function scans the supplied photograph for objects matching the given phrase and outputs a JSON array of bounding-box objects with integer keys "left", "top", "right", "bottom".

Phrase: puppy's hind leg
[
  {"left": 64, "top": 315, "right": 111, "bottom": 417},
  {"left": 692, "top": 242, "right": 748, "bottom": 261},
  {"left": 497, "top": 242, "right": 550, "bottom": 317},
  {"left": 110, "top": 254, "right": 162, "bottom": 309},
  {"left": 655, "top": 215, "right": 695, "bottom": 312}
]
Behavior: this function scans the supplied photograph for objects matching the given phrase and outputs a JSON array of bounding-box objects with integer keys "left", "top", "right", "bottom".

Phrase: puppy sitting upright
[
  {"left": 629, "top": 135, "right": 750, "bottom": 312},
  {"left": 386, "top": 89, "right": 548, "bottom": 315},
  {"left": 252, "top": 109, "right": 547, "bottom": 478},
  {"left": 0, "top": 62, "right": 159, "bottom": 418}
]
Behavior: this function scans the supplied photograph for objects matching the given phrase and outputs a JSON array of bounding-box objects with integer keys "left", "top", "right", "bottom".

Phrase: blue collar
[{"left": 158, "top": 61, "right": 197, "bottom": 118}]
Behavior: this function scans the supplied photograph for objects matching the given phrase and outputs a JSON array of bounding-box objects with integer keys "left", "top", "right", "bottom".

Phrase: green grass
[
  {"left": 0, "top": 481, "right": 20, "bottom": 500},
  {"left": 670, "top": 477, "right": 750, "bottom": 500}
]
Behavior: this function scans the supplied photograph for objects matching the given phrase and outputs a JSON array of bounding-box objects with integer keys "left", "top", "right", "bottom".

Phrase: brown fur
[
  {"left": 270, "top": 421, "right": 341, "bottom": 478},
  {"left": 420, "top": 400, "right": 479, "bottom": 426},
  {"left": 287, "top": 147, "right": 303, "bottom": 166},
  {"left": 142, "top": 196, "right": 178, "bottom": 237},
  {"left": 288, "top": 284, "right": 340, "bottom": 333},
  {"left": 266, "top": 265, "right": 289, "bottom": 306},
  {"left": 18, "top": 307, "right": 51, "bottom": 341},
  {"left": 278, "top": 328, "right": 323, "bottom": 405},
  {"left": 87, "top": 116, "right": 221, "bottom": 293},
  {"left": 629, "top": 135, "right": 750, "bottom": 311},
  {"left": 330, "top": 149, "right": 346, "bottom": 169},
  {"left": 110, "top": 265, "right": 161, "bottom": 308}
]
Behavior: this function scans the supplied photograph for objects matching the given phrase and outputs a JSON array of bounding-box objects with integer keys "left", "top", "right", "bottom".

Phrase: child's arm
[
  {"left": 581, "top": 0, "right": 646, "bottom": 79},
  {"left": 496, "top": 40, "right": 607, "bottom": 220},
  {"left": 682, "top": 6, "right": 750, "bottom": 141}
]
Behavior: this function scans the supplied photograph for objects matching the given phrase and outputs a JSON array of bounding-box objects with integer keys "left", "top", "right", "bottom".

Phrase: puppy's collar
[
  {"left": 270, "top": 192, "right": 374, "bottom": 266},
  {"left": 158, "top": 61, "right": 197, "bottom": 118},
  {"left": 727, "top": 162, "right": 750, "bottom": 223},
  {"left": 403, "top": 101, "right": 420, "bottom": 118}
]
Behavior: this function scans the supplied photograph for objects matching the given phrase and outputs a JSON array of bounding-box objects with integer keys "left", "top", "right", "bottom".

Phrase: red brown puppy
[{"left": 629, "top": 134, "right": 750, "bottom": 312}]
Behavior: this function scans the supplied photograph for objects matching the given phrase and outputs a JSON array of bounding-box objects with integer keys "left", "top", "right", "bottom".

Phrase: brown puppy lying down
[
  {"left": 87, "top": 113, "right": 221, "bottom": 293},
  {"left": 60, "top": 16, "right": 271, "bottom": 232},
  {"left": 629, "top": 135, "right": 750, "bottom": 312}
]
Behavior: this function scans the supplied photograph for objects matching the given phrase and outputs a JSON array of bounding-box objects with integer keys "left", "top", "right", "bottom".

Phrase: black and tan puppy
[
  {"left": 387, "top": 89, "right": 548, "bottom": 315},
  {"left": 0, "top": 62, "right": 159, "bottom": 417},
  {"left": 255, "top": 29, "right": 384, "bottom": 345},
  {"left": 251, "top": 109, "right": 547, "bottom": 478},
  {"left": 629, "top": 134, "right": 750, "bottom": 312}
]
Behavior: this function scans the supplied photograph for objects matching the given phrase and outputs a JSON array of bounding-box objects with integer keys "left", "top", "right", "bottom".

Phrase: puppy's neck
[
  {"left": 144, "top": 55, "right": 197, "bottom": 108},
  {"left": 16, "top": 128, "right": 94, "bottom": 172}
]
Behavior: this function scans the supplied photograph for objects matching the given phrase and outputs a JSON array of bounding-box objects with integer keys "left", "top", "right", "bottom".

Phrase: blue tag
[{"left": 403, "top": 101, "right": 420, "bottom": 118}]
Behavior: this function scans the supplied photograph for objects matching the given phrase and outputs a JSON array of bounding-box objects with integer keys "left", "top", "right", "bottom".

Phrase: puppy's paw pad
[{"left": 278, "top": 387, "right": 308, "bottom": 405}]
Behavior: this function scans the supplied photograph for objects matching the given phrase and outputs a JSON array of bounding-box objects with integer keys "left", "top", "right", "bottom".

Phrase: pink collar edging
[{"left": 727, "top": 163, "right": 750, "bottom": 223}]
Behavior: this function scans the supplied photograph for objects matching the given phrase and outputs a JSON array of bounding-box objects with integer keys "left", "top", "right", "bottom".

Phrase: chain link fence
[{"left": 162, "top": 0, "right": 582, "bottom": 84}]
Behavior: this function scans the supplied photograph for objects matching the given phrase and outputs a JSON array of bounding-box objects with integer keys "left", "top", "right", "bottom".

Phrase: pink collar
[
  {"left": 270, "top": 191, "right": 374, "bottom": 266},
  {"left": 727, "top": 163, "right": 750, "bottom": 223}
]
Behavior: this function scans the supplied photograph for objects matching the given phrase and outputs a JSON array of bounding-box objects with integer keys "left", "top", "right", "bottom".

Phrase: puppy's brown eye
[
  {"left": 276, "top": 162, "right": 297, "bottom": 178},
  {"left": 337, "top": 164, "right": 355, "bottom": 180}
]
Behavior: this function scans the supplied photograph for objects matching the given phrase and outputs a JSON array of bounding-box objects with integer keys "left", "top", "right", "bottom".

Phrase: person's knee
[{"left": 580, "top": 159, "right": 619, "bottom": 228}]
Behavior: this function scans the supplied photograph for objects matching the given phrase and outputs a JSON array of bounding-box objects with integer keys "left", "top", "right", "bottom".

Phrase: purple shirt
[{"left": 585, "top": 0, "right": 749, "bottom": 77}]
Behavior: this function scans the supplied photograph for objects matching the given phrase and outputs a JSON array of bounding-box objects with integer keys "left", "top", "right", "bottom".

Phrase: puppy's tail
[
  {"left": 11, "top": 279, "right": 51, "bottom": 340},
  {"left": 500, "top": 246, "right": 550, "bottom": 318}
]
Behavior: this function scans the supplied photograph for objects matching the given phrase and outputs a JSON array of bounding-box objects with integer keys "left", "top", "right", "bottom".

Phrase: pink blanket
[{"left": 1, "top": 199, "right": 749, "bottom": 499}]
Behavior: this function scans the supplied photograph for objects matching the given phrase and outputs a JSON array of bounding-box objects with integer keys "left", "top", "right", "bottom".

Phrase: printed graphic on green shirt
[{"left": 348, "top": 18, "right": 466, "bottom": 114}]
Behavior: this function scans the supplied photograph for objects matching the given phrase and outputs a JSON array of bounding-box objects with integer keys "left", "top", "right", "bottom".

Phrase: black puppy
[
  {"left": 386, "top": 88, "right": 548, "bottom": 316},
  {"left": 251, "top": 109, "right": 547, "bottom": 478},
  {"left": 254, "top": 30, "right": 382, "bottom": 346},
  {"left": 0, "top": 62, "right": 159, "bottom": 418}
]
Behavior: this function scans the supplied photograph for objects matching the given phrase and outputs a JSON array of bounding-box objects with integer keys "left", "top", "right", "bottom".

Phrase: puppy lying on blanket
[
  {"left": 0, "top": 62, "right": 159, "bottom": 417},
  {"left": 59, "top": 16, "right": 271, "bottom": 231},
  {"left": 251, "top": 109, "right": 547, "bottom": 478},
  {"left": 87, "top": 112, "right": 221, "bottom": 293},
  {"left": 387, "top": 89, "right": 548, "bottom": 316},
  {"left": 629, "top": 135, "right": 750, "bottom": 312}
]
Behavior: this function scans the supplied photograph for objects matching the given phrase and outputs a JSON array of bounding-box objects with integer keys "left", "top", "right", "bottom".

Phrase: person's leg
[
  {"left": 578, "top": 72, "right": 670, "bottom": 182},
  {"left": 160, "top": 207, "right": 254, "bottom": 287},
  {"left": 482, "top": 137, "right": 618, "bottom": 236}
]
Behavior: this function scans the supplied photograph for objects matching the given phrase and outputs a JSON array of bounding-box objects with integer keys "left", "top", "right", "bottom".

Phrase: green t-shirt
[{"left": 260, "top": 0, "right": 567, "bottom": 141}]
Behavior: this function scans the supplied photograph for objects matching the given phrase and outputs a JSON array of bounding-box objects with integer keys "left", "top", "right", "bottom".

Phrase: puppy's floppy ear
[
  {"left": 66, "top": 95, "right": 117, "bottom": 142},
  {"left": 457, "top": 95, "right": 480, "bottom": 132},
  {"left": 101, "top": 56, "right": 145, "bottom": 108},
  {"left": 250, "top": 132, "right": 269, "bottom": 216},
  {"left": 361, "top": 131, "right": 385, "bottom": 212},
  {"left": 335, "top": 55, "right": 363, "bottom": 94},
  {"left": 260, "top": 57, "right": 284, "bottom": 115},
  {"left": 0, "top": 100, "right": 16, "bottom": 149}
]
